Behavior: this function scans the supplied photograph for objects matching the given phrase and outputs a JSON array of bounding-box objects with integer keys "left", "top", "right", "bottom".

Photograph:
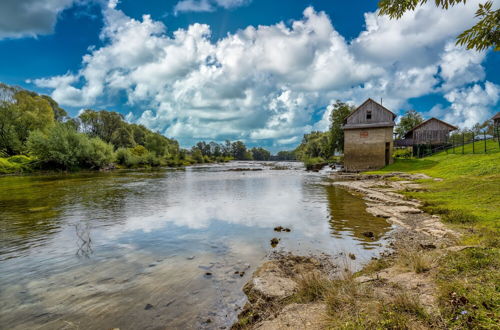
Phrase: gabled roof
[
  {"left": 405, "top": 117, "right": 458, "bottom": 137},
  {"left": 344, "top": 98, "right": 397, "bottom": 122},
  {"left": 492, "top": 112, "right": 500, "bottom": 120}
]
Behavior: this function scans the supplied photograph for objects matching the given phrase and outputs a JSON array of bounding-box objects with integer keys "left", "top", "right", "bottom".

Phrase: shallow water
[{"left": 0, "top": 161, "right": 392, "bottom": 329}]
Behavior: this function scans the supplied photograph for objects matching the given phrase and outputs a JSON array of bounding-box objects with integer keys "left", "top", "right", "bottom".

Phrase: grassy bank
[
  {"left": 366, "top": 140, "right": 499, "bottom": 328},
  {"left": 0, "top": 155, "right": 36, "bottom": 174},
  {"left": 369, "top": 139, "right": 500, "bottom": 228}
]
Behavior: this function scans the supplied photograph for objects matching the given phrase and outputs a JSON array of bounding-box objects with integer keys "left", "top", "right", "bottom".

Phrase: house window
[{"left": 366, "top": 111, "right": 372, "bottom": 120}]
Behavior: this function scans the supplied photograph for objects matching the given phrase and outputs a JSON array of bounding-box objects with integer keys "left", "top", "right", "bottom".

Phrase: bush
[
  {"left": 26, "top": 124, "right": 114, "bottom": 170},
  {"left": 116, "top": 148, "right": 137, "bottom": 167},
  {"left": 83, "top": 138, "right": 115, "bottom": 169},
  {"left": 27, "top": 125, "right": 87, "bottom": 169},
  {"left": 115, "top": 147, "right": 162, "bottom": 168}
]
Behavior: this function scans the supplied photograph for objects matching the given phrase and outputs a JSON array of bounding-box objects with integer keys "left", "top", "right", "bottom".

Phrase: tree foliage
[
  {"left": 0, "top": 86, "right": 56, "bottom": 155},
  {"left": 295, "top": 131, "right": 331, "bottom": 160},
  {"left": 250, "top": 147, "right": 271, "bottom": 161},
  {"left": 378, "top": 0, "right": 499, "bottom": 51},
  {"left": 395, "top": 109, "right": 424, "bottom": 139},
  {"left": 329, "top": 101, "right": 354, "bottom": 153},
  {"left": 273, "top": 150, "right": 296, "bottom": 161},
  {"left": 27, "top": 123, "right": 114, "bottom": 170}
]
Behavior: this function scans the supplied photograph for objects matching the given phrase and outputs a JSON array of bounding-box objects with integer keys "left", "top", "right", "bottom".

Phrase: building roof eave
[{"left": 343, "top": 122, "right": 395, "bottom": 130}]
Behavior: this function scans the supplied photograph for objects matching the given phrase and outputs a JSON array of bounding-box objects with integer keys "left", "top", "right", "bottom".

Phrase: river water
[{"left": 0, "top": 161, "right": 392, "bottom": 329}]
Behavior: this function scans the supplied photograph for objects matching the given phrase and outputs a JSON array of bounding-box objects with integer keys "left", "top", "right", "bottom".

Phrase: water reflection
[
  {"left": 0, "top": 162, "right": 392, "bottom": 329},
  {"left": 325, "top": 185, "right": 392, "bottom": 249}
]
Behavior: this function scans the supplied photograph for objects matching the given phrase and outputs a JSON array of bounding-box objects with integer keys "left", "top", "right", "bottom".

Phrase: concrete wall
[{"left": 344, "top": 127, "right": 394, "bottom": 171}]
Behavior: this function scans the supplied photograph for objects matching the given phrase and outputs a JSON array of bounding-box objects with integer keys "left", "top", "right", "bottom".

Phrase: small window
[{"left": 366, "top": 111, "right": 372, "bottom": 120}]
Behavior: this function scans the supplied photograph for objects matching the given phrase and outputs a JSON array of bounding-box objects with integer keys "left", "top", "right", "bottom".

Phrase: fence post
[
  {"left": 462, "top": 133, "right": 465, "bottom": 154},
  {"left": 484, "top": 131, "right": 487, "bottom": 153},
  {"left": 472, "top": 132, "right": 475, "bottom": 154},
  {"left": 497, "top": 126, "right": 500, "bottom": 149},
  {"left": 453, "top": 136, "right": 455, "bottom": 154}
]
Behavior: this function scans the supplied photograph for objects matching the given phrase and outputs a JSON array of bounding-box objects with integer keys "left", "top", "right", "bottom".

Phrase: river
[{"left": 0, "top": 161, "right": 392, "bottom": 329}]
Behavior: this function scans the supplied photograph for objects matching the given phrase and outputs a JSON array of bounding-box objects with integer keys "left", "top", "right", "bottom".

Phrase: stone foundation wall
[{"left": 344, "top": 127, "right": 393, "bottom": 171}]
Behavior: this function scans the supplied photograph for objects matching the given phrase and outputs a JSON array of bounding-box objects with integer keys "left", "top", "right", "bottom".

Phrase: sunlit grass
[{"left": 367, "top": 139, "right": 500, "bottom": 328}]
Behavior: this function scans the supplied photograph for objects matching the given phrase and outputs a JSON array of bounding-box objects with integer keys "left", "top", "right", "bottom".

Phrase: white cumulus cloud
[
  {"left": 33, "top": 0, "right": 498, "bottom": 149},
  {"left": 173, "top": 0, "right": 251, "bottom": 14}
]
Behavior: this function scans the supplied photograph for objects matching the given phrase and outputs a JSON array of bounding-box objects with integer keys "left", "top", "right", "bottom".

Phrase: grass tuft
[{"left": 398, "top": 249, "right": 434, "bottom": 273}]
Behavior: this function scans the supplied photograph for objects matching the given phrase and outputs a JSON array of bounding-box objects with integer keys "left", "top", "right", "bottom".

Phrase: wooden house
[
  {"left": 403, "top": 118, "right": 457, "bottom": 145},
  {"left": 343, "top": 98, "right": 396, "bottom": 171},
  {"left": 492, "top": 112, "right": 500, "bottom": 127}
]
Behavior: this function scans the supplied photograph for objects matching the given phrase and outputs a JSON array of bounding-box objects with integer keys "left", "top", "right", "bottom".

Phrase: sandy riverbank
[{"left": 233, "top": 172, "right": 465, "bottom": 329}]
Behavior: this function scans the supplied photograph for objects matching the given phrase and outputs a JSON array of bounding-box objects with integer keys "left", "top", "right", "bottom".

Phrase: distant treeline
[
  {"left": 0, "top": 83, "right": 292, "bottom": 174},
  {"left": 190, "top": 141, "right": 272, "bottom": 161}
]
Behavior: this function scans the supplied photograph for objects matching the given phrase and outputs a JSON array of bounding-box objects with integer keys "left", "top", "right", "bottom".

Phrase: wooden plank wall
[
  {"left": 413, "top": 119, "right": 452, "bottom": 144},
  {"left": 347, "top": 100, "right": 393, "bottom": 125}
]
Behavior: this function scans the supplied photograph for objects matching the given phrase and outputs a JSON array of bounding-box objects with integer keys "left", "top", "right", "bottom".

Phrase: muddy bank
[{"left": 233, "top": 172, "right": 461, "bottom": 329}]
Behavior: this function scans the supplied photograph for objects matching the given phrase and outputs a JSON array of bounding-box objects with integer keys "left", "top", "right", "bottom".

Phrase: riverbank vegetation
[{"left": 0, "top": 83, "right": 276, "bottom": 174}]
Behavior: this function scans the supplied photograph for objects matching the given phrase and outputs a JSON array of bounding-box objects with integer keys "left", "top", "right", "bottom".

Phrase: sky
[{"left": 0, "top": 0, "right": 499, "bottom": 151}]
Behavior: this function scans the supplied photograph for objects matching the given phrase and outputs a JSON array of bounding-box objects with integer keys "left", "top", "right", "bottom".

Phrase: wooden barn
[
  {"left": 493, "top": 112, "right": 500, "bottom": 127},
  {"left": 403, "top": 117, "right": 457, "bottom": 145},
  {"left": 343, "top": 98, "right": 396, "bottom": 171}
]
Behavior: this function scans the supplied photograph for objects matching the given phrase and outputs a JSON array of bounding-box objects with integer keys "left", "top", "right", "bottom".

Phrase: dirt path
[{"left": 233, "top": 172, "right": 462, "bottom": 329}]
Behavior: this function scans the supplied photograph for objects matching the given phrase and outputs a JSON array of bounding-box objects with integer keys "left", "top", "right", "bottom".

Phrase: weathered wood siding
[
  {"left": 345, "top": 99, "right": 394, "bottom": 125},
  {"left": 412, "top": 119, "right": 453, "bottom": 144}
]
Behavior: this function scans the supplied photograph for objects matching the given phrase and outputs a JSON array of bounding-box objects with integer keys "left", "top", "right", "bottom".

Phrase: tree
[
  {"left": 0, "top": 89, "right": 55, "bottom": 155},
  {"left": 274, "top": 150, "right": 296, "bottom": 160},
  {"left": 111, "top": 126, "right": 135, "bottom": 148},
  {"left": 0, "top": 102, "right": 22, "bottom": 155},
  {"left": 250, "top": 147, "right": 271, "bottom": 160},
  {"left": 329, "top": 101, "right": 354, "bottom": 153},
  {"left": 295, "top": 131, "right": 331, "bottom": 160},
  {"left": 41, "top": 95, "right": 67, "bottom": 122},
  {"left": 78, "top": 110, "right": 123, "bottom": 143},
  {"left": 395, "top": 110, "right": 424, "bottom": 139},
  {"left": 231, "top": 141, "right": 249, "bottom": 160},
  {"left": 378, "top": 0, "right": 499, "bottom": 51}
]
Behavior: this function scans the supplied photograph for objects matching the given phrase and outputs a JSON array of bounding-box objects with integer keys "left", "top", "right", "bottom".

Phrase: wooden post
[
  {"left": 462, "top": 133, "right": 464, "bottom": 154},
  {"left": 472, "top": 132, "right": 475, "bottom": 154},
  {"left": 497, "top": 126, "right": 500, "bottom": 149},
  {"left": 484, "top": 131, "right": 487, "bottom": 153}
]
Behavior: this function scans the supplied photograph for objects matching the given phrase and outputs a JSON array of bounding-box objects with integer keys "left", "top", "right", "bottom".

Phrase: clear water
[{"left": 0, "top": 162, "right": 392, "bottom": 329}]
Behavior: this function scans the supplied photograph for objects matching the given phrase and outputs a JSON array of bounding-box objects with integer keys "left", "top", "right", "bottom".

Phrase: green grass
[
  {"left": 0, "top": 155, "right": 36, "bottom": 174},
  {"left": 436, "top": 248, "right": 499, "bottom": 329},
  {"left": 367, "top": 139, "right": 500, "bottom": 328},
  {"left": 368, "top": 139, "right": 500, "bottom": 228}
]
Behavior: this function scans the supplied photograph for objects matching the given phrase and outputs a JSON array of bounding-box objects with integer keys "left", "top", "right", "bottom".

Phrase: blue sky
[{"left": 0, "top": 0, "right": 498, "bottom": 151}]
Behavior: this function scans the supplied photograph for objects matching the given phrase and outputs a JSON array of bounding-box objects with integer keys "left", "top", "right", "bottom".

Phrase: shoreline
[{"left": 233, "top": 171, "right": 463, "bottom": 329}]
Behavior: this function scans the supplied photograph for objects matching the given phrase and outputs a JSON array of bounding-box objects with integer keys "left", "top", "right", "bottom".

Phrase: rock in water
[
  {"left": 270, "top": 238, "right": 280, "bottom": 248},
  {"left": 362, "top": 231, "right": 375, "bottom": 238}
]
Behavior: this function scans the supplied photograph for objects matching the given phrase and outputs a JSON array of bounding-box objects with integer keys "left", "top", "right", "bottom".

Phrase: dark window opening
[{"left": 366, "top": 111, "right": 372, "bottom": 120}]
